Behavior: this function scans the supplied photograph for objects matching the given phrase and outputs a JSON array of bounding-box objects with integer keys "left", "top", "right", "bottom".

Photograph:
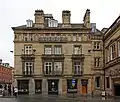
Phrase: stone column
[
  {"left": 62, "top": 79, "right": 67, "bottom": 96},
  {"left": 42, "top": 78, "right": 48, "bottom": 95},
  {"left": 87, "top": 78, "right": 91, "bottom": 95},
  {"left": 14, "top": 79, "right": 17, "bottom": 87},
  {"left": 77, "top": 79, "right": 80, "bottom": 95},
  {"left": 58, "top": 78, "right": 62, "bottom": 95},
  {"left": 29, "top": 78, "right": 35, "bottom": 95}
]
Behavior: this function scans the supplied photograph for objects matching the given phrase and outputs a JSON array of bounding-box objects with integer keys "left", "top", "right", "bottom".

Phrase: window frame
[
  {"left": 73, "top": 34, "right": 77, "bottom": 41},
  {"left": 54, "top": 62, "right": 62, "bottom": 73},
  {"left": 24, "top": 62, "right": 33, "bottom": 75},
  {"left": 110, "top": 44, "right": 116, "bottom": 60},
  {"left": 24, "top": 34, "right": 28, "bottom": 41},
  {"left": 24, "top": 45, "right": 32, "bottom": 54},
  {"left": 44, "top": 62, "right": 52, "bottom": 74},
  {"left": 94, "top": 57, "right": 100, "bottom": 67},
  {"left": 95, "top": 76, "right": 100, "bottom": 88},
  {"left": 94, "top": 41, "right": 100, "bottom": 50},
  {"left": 73, "top": 61, "right": 82, "bottom": 74},
  {"left": 54, "top": 45, "right": 62, "bottom": 55},
  {"left": 78, "top": 34, "right": 82, "bottom": 41},
  {"left": 44, "top": 45, "right": 52, "bottom": 55},
  {"left": 73, "top": 45, "right": 82, "bottom": 55}
]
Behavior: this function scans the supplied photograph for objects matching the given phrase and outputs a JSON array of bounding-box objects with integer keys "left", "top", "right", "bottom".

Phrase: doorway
[
  {"left": 114, "top": 85, "right": 120, "bottom": 96},
  {"left": 82, "top": 85, "right": 87, "bottom": 94},
  {"left": 81, "top": 79, "right": 88, "bottom": 95},
  {"left": 48, "top": 79, "right": 59, "bottom": 95}
]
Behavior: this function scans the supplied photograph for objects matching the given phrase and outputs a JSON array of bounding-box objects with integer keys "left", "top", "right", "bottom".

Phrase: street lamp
[{"left": 10, "top": 50, "right": 14, "bottom": 96}]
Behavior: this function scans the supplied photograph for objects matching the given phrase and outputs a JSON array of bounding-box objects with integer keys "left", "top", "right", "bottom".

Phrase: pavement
[{"left": 0, "top": 94, "right": 120, "bottom": 102}]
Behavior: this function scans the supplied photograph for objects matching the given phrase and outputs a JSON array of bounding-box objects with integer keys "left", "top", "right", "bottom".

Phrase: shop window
[{"left": 67, "top": 79, "right": 77, "bottom": 93}]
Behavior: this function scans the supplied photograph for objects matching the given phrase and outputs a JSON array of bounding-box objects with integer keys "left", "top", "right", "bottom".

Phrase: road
[{"left": 0, "top": 95, "right": 120, "bottom": 102}]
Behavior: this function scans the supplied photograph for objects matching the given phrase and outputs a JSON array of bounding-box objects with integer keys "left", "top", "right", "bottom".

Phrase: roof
[
  {"left": 104, "top": 15, "right": 120, "bottom": 35},
  {"left": 12, "top": 23, "right": 102, "bottom": 34},
  {"left": 12, "top": 23, "right": 88, "bottom": 30}
]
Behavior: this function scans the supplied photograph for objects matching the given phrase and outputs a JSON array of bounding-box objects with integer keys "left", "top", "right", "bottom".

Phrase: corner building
[
  {"left": 12, "top": 9, "right": 103, "bottom": 95},
  {"left": 104, "top": 16, "right": 120, "bottom": 96}
]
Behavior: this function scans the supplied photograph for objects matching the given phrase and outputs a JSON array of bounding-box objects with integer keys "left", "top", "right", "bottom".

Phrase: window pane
[
  {"left": 45, "top": 46, "right": 52, "bottom": 54},
  {"left": 25, "top": 45, "right": 32, "bottom": 54},
  {"left": 78, "top": 34, "right": 81, "bottom": 41},
  {"left": 54, "top": 62, "right": 62, "bottom": 72},
  {"left": 73, "top": 34, "right": 76, "bottom": 41},
  {"left": 74, "top": 46, "right": 81, "bottom": 54},
  {"left": 55, "top": 46, "right": 61, "bottom": 54}
]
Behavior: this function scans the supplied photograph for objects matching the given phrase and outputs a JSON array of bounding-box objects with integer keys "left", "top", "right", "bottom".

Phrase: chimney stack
[
  {"left": 34, "top": 9, "right": 44, "bottom": 28},
  {"left": 83, "top": 9, "right": 90, "bottom": 28},
  {"left": 62, "top": 10, "right": 71, "bottom": 27}
]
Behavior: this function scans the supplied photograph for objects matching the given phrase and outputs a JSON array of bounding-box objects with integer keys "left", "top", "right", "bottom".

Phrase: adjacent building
[
  {"left": 12, "top": 9, "right": 103, "bottom": 95},
  {"left": 0, "top": 59, "right": 13, "bottom": 91},
  {"left": 103, "top": 16, "right": 120, "bottom": 96}
]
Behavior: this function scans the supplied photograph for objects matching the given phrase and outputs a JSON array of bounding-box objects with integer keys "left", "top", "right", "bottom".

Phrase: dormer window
[
  {"left": 48, "top": 19, "right": 58, "bottom": 27},
  {"left": 26, "top": 19, "right": 33, "bottom": 27}
]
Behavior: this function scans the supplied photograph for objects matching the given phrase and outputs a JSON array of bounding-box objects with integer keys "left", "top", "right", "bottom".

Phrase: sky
[{"left": 0, "top": 0, "right": 120, "bottom": 67}]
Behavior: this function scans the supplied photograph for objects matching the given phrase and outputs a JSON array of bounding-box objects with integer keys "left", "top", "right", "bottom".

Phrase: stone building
[
  {"left": 103, "top": 16, "right": 120, "bottom": 96},
  {"left": 12, "top": 9, "right": 103, "bottom": 95}
]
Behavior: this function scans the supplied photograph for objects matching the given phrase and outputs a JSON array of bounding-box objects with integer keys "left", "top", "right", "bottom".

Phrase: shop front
[
  {"left": 67, "top": 79, "right": 78, "bottom": 93},
  {"left": 18, "top": 80, "right": 29, "bottom": 94},
  {"left": 48, "top": 79, "right": 59, "bottom": 95},
  {"left": 35, "top": 80, "right": 42, "bottom": 94}
]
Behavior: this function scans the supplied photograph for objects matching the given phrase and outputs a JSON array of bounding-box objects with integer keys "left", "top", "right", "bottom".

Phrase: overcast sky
[{"left": 0, "top": 0, "right": 120, "bottom": 66}]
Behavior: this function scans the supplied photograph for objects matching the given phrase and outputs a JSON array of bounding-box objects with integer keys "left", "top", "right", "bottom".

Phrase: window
[
  {"left": 94, "top": 42, "right": 100, "bottom": 50},
  {"left": 74, "top": 61, "right": 82, "bottom": 74},
  {"left": 24, "top": 45, "right": 32, "bottom": 54},
  {"left": 78, "top": 34, "right": 82, "bottom": 41},
  {"left": 106, "top": 77, "right": 110, "bottom": 88},
  {"left": 118, "top": 41, "right": 120, "bottom": 57},
  {"left": 54, "top": 46, "right": 62, "bottom": 55},
  {"left": 54, "top": 62, "right": 62, "bottom": 73},
  {"left": 106, "top": 48, "right": 110, "bottom": 62},
  {"left": 44, "top": 62, "right": 52, "bottom": 74},
  {"left": 94, "top": 57, "right": 100, "bottom": 67},
  {"left": 44, "top": 46, "right": 52, "bottom": 55},
  {"left": 29, "top": 34, "right": 33, "bottom": 41},
  {"left": 73, "top": 34, "right": 77, "bottom": 41},
  {"left": 24, "top": 62, "right": 33, "bottom": 75},
  {"left": 74, "top": 46, "right": 82, "bottom": 54},
  {"left": 110, "top": 44, "right": 116, "bottom": 60},
  {"left": 95, "top": 77, "right": 100, "bottom": 88},
  {"left": 24, "top": 34, "right": 28, "bottom": 41}
]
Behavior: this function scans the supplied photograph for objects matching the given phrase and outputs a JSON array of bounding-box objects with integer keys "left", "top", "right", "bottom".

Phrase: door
[
  {"left": 114, "top": 85, "right": 120, "bottom": 96},
  {"left": 82, "top": 85, "right": 87, "bottom": 94}
]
